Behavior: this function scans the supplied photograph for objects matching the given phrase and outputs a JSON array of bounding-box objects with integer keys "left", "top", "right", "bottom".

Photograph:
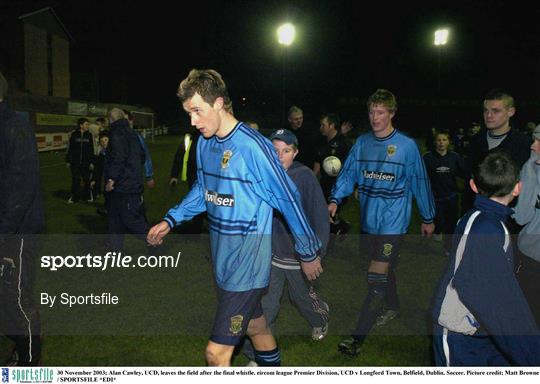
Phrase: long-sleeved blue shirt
[
  {"left": 136, "top": 133, "right": 153, "bottom": 179},
  {"left": 164, "top": 122, "right": 321, "bottom": 291},
  {"left": 329, "top": 129, "right": 435, "bottom": 234}
]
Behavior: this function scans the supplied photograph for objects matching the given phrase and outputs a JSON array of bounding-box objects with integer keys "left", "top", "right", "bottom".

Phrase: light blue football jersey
[
  {"left": 164, "top": 122, "right": 321, "bottom": 291},
  {"left": 330, "top": 129, "right": 435, "bottom": 234}
]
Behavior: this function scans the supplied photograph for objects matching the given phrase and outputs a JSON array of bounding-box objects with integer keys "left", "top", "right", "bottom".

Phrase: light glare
[
  {"left": 434, "top": 29, "right": 449, "bottom": 46},
  {"left": 278, "top": 23, "right": 295, "bottom": 46}
]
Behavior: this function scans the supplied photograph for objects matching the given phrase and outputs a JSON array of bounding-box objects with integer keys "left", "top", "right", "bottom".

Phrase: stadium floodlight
[
  {"left": 434, "top": 28, "right": 449, "bottom": 46},
  {"left": 277, "top": 23, "right": 295, "bottom": 46}
]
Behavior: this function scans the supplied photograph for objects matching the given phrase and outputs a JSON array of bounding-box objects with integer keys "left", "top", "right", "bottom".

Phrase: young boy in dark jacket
[
  {"left": 243, "top": 129, "right": 330, "bottom": 364},
  {"left": 66, "top": 118, "right": 94, "bottom": 203},
  {"left": 432, "top": 152, "right": 540, "bottom": 366}
]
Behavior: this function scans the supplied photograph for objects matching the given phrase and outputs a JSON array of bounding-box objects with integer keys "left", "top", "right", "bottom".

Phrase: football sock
[
  {"left": 254, "top": 347, "right": 281, "bottom": 366},
  {"left": 352, "top": 272, "right": 388, "bottom": 343}
]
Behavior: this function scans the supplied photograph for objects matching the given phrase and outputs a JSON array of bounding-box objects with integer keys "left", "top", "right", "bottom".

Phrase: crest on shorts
[
  {"left": 382, "top": 243, "right": 393, "bottom": 257},
  {"left": 387, "top": 145, "right": 397, "bottom": 157},
  {"left": 229, "top": 314, "right": 244, "bottom": 335},
  {"left": 221, "top": 150, "right": 233, "bottom": 169}
]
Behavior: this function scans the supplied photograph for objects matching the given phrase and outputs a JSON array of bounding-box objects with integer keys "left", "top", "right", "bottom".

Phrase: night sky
[{"left": 4, "top": 0, "right": 540, "bottom": 128}]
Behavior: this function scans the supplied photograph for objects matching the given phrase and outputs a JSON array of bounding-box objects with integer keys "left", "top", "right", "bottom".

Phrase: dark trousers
[
  {"left": 243, "top": 265, "right": 329, "bottom": 360},
  {"left": 107, "top": 192, "right": 150, "bottom": 250},
  {"left": 434, "top": 195, "right": 459, "bottom": 253},
  {"left": 71, "top": 163, "right": 91, "bottom": 201},
  {"left": 92, "top": 167, "right": 103, "bottom": 198},
  {"left": 518, "top": 256, "right": 540, "bottom": 328},
  {"left": 0, "top": 236, "right": 41, "bottom": 365}
]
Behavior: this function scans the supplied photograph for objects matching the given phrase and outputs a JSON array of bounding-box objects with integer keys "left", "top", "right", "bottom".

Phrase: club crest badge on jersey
[
  {"left": 229, "top": 314, "right": 244, "bottom": 335},
  {"left": 221, "top": 150, "right": 233, "bottom": 169},
  {"left": 387, "top": 145, "right": 397, "bottom": 157},
  {"left": 382, "top": 243, "right": 393, "bottom": 257}
]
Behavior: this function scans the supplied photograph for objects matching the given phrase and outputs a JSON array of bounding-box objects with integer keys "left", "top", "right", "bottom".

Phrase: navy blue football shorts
[
  {"left": 210, "top": 287, "right": 265, "bottom": 346},
  {"left": 363, "top": 233, "right": 403, "bottom": 264}
]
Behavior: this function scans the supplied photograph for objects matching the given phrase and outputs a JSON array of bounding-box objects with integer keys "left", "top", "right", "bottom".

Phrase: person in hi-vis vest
[
  {"left": 169, "top": 129, "right": 204, "bottom": 233},
  {"left": 170, "top": 129, "right": 200, "bottom": 188}
]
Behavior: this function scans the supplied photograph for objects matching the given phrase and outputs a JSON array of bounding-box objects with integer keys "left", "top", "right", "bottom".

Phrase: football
[{"left": 322, "top": 156, "right": 342, "bottom": 177}]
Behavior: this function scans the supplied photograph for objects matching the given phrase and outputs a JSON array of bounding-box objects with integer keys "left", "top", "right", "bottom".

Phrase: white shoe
[
  {"left": 376, "top": 309, "right": 399, "bottom": 326},
  {"left": 312, "top": 323, "right": 329, "bottom": 341}
]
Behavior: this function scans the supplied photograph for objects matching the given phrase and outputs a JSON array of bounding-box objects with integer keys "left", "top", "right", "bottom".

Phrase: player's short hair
[
  {"left": 288, "top": 106, "right": 303, "bottom": 117},
  {"left": 109, "top": 108, "right": 125, "bottom": 123},
  {"left": 367, "top": 89, "right": 397, "bottom": 112},
  {"left": 473, "top": 152, "right": 519, "bottom": 198},
  {"left": 484, "top": 89, "right": 514, "bottom": 109},
  {"left": 434, "top": 130, "right": 450, "bottom": 141},
  {"left": 0, "top": 71, "right": 8, "bottom": 100},
  {"left": 321, "top": 113, "right": 339, "bottom": 129},
  {"left": 177, "top": 69, "right": 233, "bottom": 114},
  {"left": 77, "top": 117, "right": 89, "bottom": 127}
]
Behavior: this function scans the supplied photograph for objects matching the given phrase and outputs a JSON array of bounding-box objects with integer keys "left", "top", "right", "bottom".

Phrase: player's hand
[
  {"left": 89, "top": 163, "right": 94, "bottom": 171},
  {"left": 328, "top": 203, "right": 338, "bottom": 223},
  {"left": 169, "top": 178, "right": 178, "bottom": 186},
  {"left": 146, "top": 178, "right": 156, "bottom": 189},
  {"left": 147, "top": 221, "right": 171, "bottom": 246},
  {"left": 105, "top": 179, "right": 115, "bottom": 192},
  {"left": 421, "top": 222, "right": 435, "bottom": 237},
  {"left": 301, "top": 257, "right": 323, "bottom": 281}
]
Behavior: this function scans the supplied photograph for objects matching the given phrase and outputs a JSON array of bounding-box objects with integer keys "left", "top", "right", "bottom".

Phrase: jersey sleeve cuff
[
  {"left": 164, "top": 215, "right": 176, "bottom": 228},
  {"left": 422, "top": 218, "right": 434, "bottom": 224},
  {"left": 329, "top": 197, "right": 339, "bottom": 205},
  {"left": 297, "top": 252, "right": 318, "bottom": 263}
]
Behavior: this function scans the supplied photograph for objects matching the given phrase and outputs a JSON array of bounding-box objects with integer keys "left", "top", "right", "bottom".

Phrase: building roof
[{"left": 19, "top": 7, "right": 74, "bottom": 42}]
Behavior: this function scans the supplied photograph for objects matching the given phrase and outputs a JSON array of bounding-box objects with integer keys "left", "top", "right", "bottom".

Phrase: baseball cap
[
  {"left": 533, "top": 125, "right": 540, "bottom": 140},
  {"left": 270, "top": 129, "right": 298, "bottom": 147}
]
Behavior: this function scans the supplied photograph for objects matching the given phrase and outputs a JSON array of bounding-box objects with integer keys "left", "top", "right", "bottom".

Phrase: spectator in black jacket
[
  {"left": 0, "top": 72, "right": 44, "bottom": 366},
  {"left": 104, "top": 108, "right": 149, "bottom": 250},
  {"left": 286, "top": 106, "right": 319, "bottom": 169},
  {"left": 463, "top": 90, "right": 532, "bottom": 212},
  {"left": 66, "top": 117, "right": 94, "bottom": 203}
]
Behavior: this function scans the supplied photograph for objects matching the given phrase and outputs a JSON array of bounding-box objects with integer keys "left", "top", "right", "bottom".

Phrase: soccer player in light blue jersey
[
  {"left": 147, "top": 69, "right": 322, "bottom": 366},
  {"left": 328, "top": 89, "right": 435, "bottom": 357}
]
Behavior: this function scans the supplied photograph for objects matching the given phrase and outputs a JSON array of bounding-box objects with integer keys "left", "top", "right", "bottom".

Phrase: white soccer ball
[{"left": 322, "top": 156, "right": 342, "bottom": 177}]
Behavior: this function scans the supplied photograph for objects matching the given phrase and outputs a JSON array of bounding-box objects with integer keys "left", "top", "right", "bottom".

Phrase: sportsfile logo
[
  {"left": 362, "top": 169, "right": 396, "bottom": 182},
  {"left": 9, "top": 368, "right": 53, "bottom": 383},
  {"left": 205, "top": 190, "right": 235, "bottom": 207}
]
